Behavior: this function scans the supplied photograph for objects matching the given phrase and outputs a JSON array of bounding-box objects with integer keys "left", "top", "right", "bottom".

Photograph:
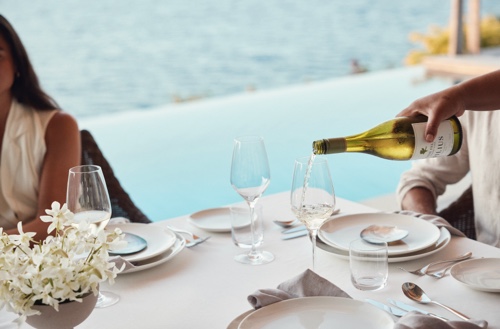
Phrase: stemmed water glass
[
  {"left": 291, "top": 156, "right": 336, "bottom": 270},
  {"left": 230, "top": 136, "right": 274, "bottom": 265},
  {"left": 66, "top": 165, "right": 119, "bottom": 308}
]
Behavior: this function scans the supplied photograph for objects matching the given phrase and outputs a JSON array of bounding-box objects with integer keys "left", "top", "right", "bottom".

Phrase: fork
[
  {"left": 426, "top": 264, "right": 454, "bottom": 279},
  {"left": 398, "top": 252, "right": 472, "bottom": 276},
  {"left": 426, "top": 256, "right": 472, "bottom": 279}
]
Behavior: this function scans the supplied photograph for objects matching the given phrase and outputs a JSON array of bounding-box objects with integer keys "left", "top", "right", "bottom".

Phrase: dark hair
[{"left": 0, "top": 15, "right": 59, "bottom": 110}]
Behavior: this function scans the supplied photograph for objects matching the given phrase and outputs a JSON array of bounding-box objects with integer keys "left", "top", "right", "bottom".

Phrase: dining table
[{"left": 12, "top": 192, "right": 500, "bottom": 328}]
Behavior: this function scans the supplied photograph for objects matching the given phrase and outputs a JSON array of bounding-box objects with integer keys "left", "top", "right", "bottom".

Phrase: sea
[
  {"left": 1, "top": 1, "right": 500, "bottom": 221},
  {"left": 2, "top": 0, "right": 500, "bottom": 119}
]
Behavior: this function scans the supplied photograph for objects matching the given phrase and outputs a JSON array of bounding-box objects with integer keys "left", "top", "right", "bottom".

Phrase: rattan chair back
[{"left": 80, "top": 130, "right": 152, "bottom": 224}]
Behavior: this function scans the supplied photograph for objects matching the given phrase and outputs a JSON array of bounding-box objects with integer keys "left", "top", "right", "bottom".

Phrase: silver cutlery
[
  {"left": 365, "top": 299, "right": 407, "bottom": 317},
  {"left": 426, "top": 262, "right": 459, "bottom": 279},
  {"left": 282, "top": 230, "right": 308, "bottom": 240},
  {"left": 273, "top": 219, "right": 298, "bottom": 228},
  {"left": 388, "top": 299, "right": 448, "bottom": 321},
  {"left": 167, "top": 226, "right": 211, "bottom": 248},
  {"left": 282, "top": 225, "right": 307, "bottom": 234},
  {"left": 402, "top": 282, "right": 470, "bottom": 320},
  {"left": 398, "top": 251, "right": 472, "bottom": 276},
  {"left": 185, "top": 236, "right": 211, "bottom": 248}
]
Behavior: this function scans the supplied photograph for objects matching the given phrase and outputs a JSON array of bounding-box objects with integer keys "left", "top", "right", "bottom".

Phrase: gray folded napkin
[
  {"left": 247, "top": 269, "right": 351, "bottom": 309},
  {"left": 109, "top": 256, "right": 136, "bottom": 272},
  {"left": 396, "top": 210, "right": 466, "bottom": 237},
  {"left": 248, "top": 270, "right": 488, "bottom": 329},
  {"left": 395, "top": 311, "right": 488, "bottom": 329}
]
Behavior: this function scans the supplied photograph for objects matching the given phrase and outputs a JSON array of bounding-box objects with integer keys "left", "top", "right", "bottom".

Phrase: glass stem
[
  {"left": 247, "top": 200, "right": 258, "bottom": 259},
  {"left": 309, "top": 228, "right": 318, "bottom": 271}
]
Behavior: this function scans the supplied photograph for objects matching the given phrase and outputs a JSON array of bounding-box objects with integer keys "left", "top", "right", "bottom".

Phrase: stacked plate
[
  {"left": 316, "top": 213, "right": 451, "bottom": 263},
  {"left": 107, "top": 223, "right": 185, "bottom": 274}
]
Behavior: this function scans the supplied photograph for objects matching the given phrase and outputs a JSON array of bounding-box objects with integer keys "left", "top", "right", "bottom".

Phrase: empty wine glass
[
  {"left": 291, "top": 155, "right": 336, "bottom": 270},
  {"left": 230, "top": 136, "right": 274, "bottom": 265},
  {"left": 66, "top": 165, "right": 119, "bottom": 308}
]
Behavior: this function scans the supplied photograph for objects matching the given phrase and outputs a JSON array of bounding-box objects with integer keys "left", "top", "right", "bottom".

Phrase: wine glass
[
  {"left": 291, "top": 155, "right": 336, "bottom": 270},
  {"left": 230, "top": 136, "right": 274, "bottom": 265},
  {"left": 66, "top": 165, "right": 119, "bottom": 308}
]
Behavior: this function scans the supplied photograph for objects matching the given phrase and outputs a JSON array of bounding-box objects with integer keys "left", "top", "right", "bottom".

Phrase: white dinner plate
[
  {"left": 317, "top": 227, "right": 450, "bottom": 263},
  {"left": 450, "top": 258, "right": 500, "bottom": 292},
  {"left": 237, "top": 297, "right": 394, "bottom": 329},
  {"left": 121, "top": 233, "right": 186, "bottom": 274},
  {"left": 188, "top": 207, "right": 231, "bottom": 232},
  {"left": 319, "top": 213, "right": 441, "bottom": 256},
  {"left": 107, "top": 223, "right": 177, "bottom": 262}
]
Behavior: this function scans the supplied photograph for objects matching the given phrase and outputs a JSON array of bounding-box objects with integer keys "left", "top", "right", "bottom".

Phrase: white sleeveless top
[{"left": 0, "top": 100, "right": 57, "bottom": 229}]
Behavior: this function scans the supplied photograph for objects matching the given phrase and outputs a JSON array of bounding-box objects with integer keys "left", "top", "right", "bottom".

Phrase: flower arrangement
[{"left": 0, "top": 202, "right": 126, "bottom": 324}]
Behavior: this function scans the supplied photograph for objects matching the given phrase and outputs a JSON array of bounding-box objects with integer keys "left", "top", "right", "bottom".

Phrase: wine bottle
[{"left": 312, "top": 116, "right": 462, "bottom": 160}]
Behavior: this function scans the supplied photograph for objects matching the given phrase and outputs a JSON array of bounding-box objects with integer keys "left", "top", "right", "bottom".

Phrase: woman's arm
[{"left": 6, "top": 111, "right": 81, "bottom": 240}]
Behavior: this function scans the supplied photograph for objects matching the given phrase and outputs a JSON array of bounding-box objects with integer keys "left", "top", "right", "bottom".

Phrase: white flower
[{"left": 0, "top": 202, "right": 125, "bottom": 325}]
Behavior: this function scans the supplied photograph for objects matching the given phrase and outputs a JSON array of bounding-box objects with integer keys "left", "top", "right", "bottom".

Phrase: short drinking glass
[
  {"left": 230, "top": 204, "right": 264, "bottom": 249},
  {"left": 349, "top": 238, "right": 388, "bottom": 291}
]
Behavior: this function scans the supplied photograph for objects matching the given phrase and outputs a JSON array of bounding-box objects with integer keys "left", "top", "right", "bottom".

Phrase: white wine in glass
[
  {"left": 230, "top": 136, "right": 274, "bottom": 265},
  {"left": 66, "top": 165, "right": 119, "bottom": 308},
  {"left": 291, "top": 155, "right": 335, "bottom": 270}
]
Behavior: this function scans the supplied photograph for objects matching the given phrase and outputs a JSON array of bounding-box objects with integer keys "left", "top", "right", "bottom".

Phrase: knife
[
  {"left": 365, "top": 299, "right": 407, "bottom": 317},
  {"left": 281, "top": 230, "right": 308, "bottom": 240},
  {"left": 388, "top": 299, "right": 448, "bottom": 321},
  {"left": 282, "top": 225, "right": 307, "bottom": 234}
]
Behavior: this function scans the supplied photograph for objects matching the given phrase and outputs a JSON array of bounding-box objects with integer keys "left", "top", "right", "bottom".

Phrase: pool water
[{"left": 79, "top": 67, "right": 453, "bottom": 221}]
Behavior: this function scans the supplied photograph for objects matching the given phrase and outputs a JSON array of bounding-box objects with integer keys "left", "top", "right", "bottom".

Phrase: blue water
[
  {"left": 77, "top": 67, "right": 453, "bottom": 221},
  {"left": 3, "top": 0, "right": 500, "bottom": 118},
  {"left": 2, "top": 2, "right": 499, "bottom": 221}
]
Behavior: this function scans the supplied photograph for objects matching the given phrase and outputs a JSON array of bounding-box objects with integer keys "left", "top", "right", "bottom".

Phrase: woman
[{"left": 0, "top": 15, "right": 80, "bottom": 240}]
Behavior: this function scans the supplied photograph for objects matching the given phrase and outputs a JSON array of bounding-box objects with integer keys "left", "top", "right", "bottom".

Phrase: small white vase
[{"left": 26, "top": 291, "right": 98, "bottom": 329}]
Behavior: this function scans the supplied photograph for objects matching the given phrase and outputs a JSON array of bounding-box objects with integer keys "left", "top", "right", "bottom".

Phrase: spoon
[
  {"left": 273, "top": 219, "right": 297, "bottom": 228},
  {"left": 402, "top": 282, "right": 470, "bottom": 320}
]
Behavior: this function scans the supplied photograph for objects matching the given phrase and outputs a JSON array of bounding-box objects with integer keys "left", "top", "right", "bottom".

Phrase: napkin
[
  {"left": 395, "top": 311, "right": 488, "bottom": 329},
  {"left": 109, "top": 256, "right": 136, "bottom": 272},
  {"left": 247, "top": 269, "right": 351, "bottom": 309},
  {"left": 396, "top": 210, "right": 466, "bottom": 237}
]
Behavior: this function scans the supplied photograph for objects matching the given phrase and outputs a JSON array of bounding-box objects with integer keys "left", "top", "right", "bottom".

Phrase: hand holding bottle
[
  {"left": 397, "top": 69, "right": 500, "bottom": 142},
  {"left": 396, "top": 86, "right": 466, "bottom": 143}
]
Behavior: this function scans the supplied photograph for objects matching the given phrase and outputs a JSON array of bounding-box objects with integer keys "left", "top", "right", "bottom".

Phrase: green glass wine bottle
[{"left": 312, "top": 116, "right": 462, "bottom": 160}]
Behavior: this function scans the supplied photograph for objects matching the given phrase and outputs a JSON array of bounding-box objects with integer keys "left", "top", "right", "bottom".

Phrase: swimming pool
[{"left": 79, "top": 66, "right": 453, "bottom": 221}]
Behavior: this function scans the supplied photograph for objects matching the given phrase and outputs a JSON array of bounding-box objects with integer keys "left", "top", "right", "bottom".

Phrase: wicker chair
[
  {"left": 438, "top": 185, "right": 475, "bottom": 240},
  {"left": 80, "top": 130, "right": 152, "bottom": 224}
]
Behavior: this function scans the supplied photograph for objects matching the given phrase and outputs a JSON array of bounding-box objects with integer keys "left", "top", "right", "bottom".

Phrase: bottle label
[{"left": 411, "top": 120, "right": 455, "bottom": 159}]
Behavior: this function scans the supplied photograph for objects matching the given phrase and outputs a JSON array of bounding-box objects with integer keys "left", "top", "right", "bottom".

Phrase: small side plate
[
  {"left": 188, "top": 207, "right": 231, "bottom": 232},
  {"left": 109, "top": 233, "right": 148, "bottom": 255},
  {"left": 451, "top": 258, "right": 500, "bottom": 292}
]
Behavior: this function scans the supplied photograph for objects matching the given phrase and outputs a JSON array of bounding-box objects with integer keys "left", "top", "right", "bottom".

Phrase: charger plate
[
  {"left": 319, "top": 213, "right": 440, "bottom": 256},
  {"left": 236, "top": 297, "right": 393, "bottom": 329},
  {"left": 317, "top": 227, "right": 450, "bottom": 263}
]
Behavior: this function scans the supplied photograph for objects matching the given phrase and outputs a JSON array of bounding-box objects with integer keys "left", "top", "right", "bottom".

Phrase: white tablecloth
[{"left": 8, "top": 192, "right": 500, "bottom": 328}]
